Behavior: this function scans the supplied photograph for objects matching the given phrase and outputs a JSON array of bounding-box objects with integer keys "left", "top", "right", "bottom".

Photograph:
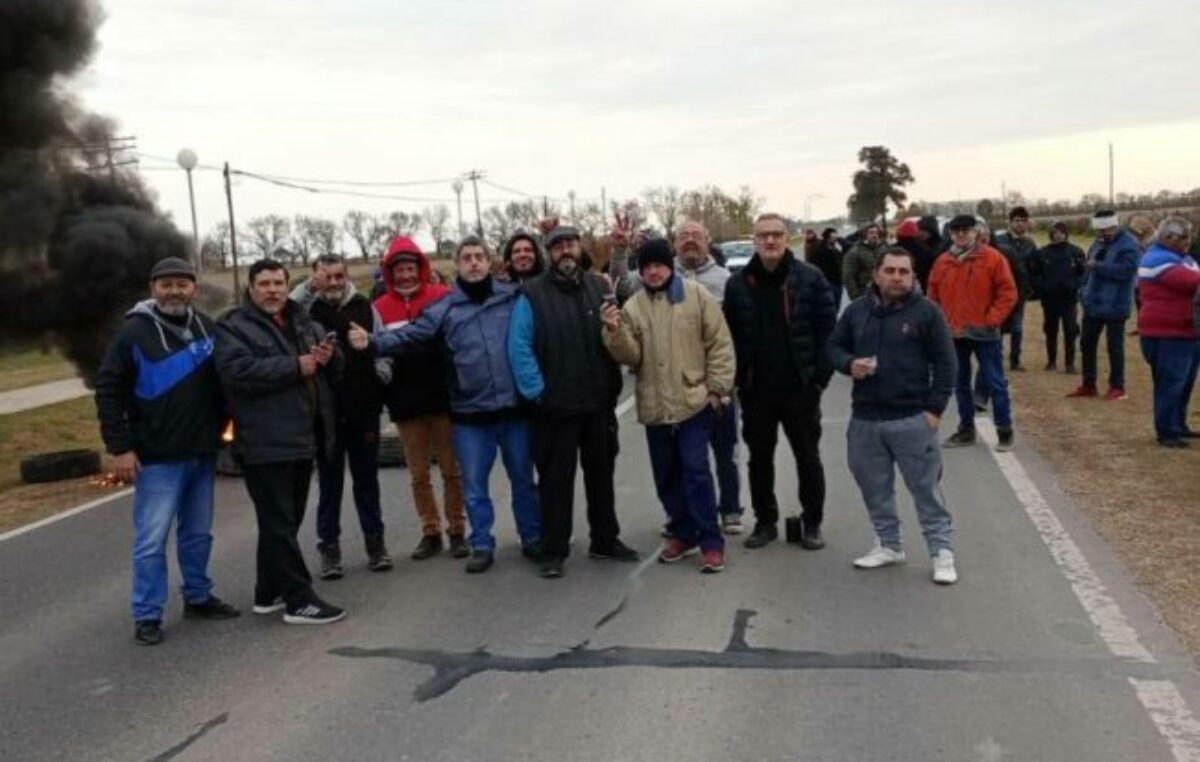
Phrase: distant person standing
[
  {"left": 994, "top": 207, "right": 1038, "bottom": 372},
  {"left": 828, "top": 248, "right": 959, "bottom": 584},
  {"left": 96, "top": 257, "right": 240, "bottom": 646},
  {"left": 928, "top": 215, "right": 1018, "bottom": 452},
  {"left": 1067, "top": 210, "right": 1140, "bottom": 401},
  {"left": 1136, "top": 217, "right": 1200, "bottom": 447},
  {"left": 1029, "top": 222, "right": 1086, "bottom": 372},
  {"left": 842, "top": 223, "right": 885, "bottom": 300},
  {"left": 808, "top": 227, "right": 844, "bottom": 312}
]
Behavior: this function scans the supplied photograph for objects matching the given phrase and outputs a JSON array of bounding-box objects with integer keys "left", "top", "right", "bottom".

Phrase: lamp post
[
  {"left": 176, "top": 148, "right": 201, "bottom": 274},
  {"left": 568, "top": 190, "right": 576, "bottom": 223},
  {"left": 452, "top": 179, "right": 465, "bottom": 240}
]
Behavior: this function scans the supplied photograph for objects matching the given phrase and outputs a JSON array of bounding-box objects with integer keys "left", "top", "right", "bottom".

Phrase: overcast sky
[{"left": 80, "top": 0, "right": 1200, "bottom": 238}]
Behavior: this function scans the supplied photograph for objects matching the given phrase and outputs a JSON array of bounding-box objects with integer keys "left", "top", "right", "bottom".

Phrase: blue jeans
[
  {"left": 316, "top": 412, "right": 383, "bottom": 545},
  {"left": 131, "top": 456, "right": 216, "bottom": 622},
  {"left": 711, "top": 400, "right": 742, "bottom": 517},
  {"left": 1140, "top": 337, "right": 1197, "bottom": 441},
  {"left": 847, "top": 414, "right": 952, "bottom": 555},
  {"left": 451, "top": 420, "right": 540, "bottom": 552},
  {"left": 646, "top": 407, "right": 723, "bottom": 552},
  {"left": 955, "top": 339, "right": 1012, "bottom": 429}
]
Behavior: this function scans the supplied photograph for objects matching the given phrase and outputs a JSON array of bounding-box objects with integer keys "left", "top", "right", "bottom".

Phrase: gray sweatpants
[{"left": 846, "top": 413, "right": 953, "bottom": 555}]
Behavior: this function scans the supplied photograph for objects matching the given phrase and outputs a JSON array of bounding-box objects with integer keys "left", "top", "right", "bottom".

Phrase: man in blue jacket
[
  {"left": 828, "top": 248, "right": 959, "bottom": 585},
  {"left": 508, "top": 226, "right": 638, "bottom": 578},
  {"left": 1068, "top": 210, "right": 1140, "bottom": 401},
  {"left": 96, "top": 257, "right": 241, "bottom": 645},
  {"left": 349, "top": 237, "right": 540, "bottom": 574}
]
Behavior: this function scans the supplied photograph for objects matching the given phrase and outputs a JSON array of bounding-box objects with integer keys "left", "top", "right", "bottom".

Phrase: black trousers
[
  {"left": 533, "top": 409, "right": 619, "bottom": 560},
  {"left": 243, "top": 460, "right": 315, "bottom": 606},
  {"left": 741, "top": 386, "right": 826, "bottom": 530},
  {"left": 1080, "top": 315, "right": 1127, "bottom": 390},
  {"left": 1042, "top": 294, "right": 1079, "bottom": 367}
]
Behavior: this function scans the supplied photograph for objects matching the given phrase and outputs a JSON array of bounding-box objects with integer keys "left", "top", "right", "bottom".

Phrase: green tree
[{"left": 846, "top": 146, "right": 914, "bottom": 225}]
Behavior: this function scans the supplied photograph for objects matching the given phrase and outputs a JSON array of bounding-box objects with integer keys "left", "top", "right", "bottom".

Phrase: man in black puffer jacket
[
  {"left": 1028, "top": 221, "right": 1086, "bottom": 372},
  {"left": 216, "top": 259, "right": 346, "bottom": 626},
  {"left": 291, "top": 254, "right": 391, "bottom": 578},
  {"left": 723, "top": 213, "right": 837, "bottom": 551}
]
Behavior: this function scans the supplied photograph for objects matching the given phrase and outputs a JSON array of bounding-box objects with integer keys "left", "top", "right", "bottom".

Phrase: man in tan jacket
[{"left": 601, "top": 239, "right": 736, "bottom": 573}]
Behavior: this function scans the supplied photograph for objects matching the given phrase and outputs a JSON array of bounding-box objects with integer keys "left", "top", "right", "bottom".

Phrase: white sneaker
[
  {"left": 932, "top": 549, "right": 958, "bottom": 585},
  {"left": 853, "top": 542, "right": 906, "bottom": 569}
]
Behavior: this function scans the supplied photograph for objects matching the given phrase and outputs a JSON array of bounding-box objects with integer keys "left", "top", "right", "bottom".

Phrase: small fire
[
  {"left": 221, "top": 421, "right": 235, "bottom": 445},
  {"left": 90, "top": 472, "right": 128, "bottom": 488}
]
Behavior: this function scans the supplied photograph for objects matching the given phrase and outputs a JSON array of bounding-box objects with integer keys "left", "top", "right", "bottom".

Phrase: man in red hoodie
[{"left": 373, "top": 237, "right": 468, "bottom": 559}]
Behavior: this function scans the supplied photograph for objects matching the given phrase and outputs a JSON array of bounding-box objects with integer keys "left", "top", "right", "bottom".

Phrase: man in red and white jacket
[
  {"left": 373, "top": 237, "right": 468, "bottom": 557},
  {"left": 1137, "top": 217, "right": 1200, "bottom": 447}
]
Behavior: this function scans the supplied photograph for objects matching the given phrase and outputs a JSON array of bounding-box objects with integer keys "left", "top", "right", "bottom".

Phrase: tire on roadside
[{"left": 20, "top": 449, "right": 102, "bottom": 484}]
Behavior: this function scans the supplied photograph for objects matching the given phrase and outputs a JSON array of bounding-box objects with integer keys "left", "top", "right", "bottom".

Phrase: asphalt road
[{"left": 3, "top": 375, "right": 1199, "bottom": 761}]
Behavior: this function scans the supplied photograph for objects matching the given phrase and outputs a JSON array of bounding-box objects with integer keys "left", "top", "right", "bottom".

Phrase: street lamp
[
  {"left": 452, "top": 179, "right": 465, "bottom": 240},
  {"left": 176, "top": 148, "right": 201, "bottom": 274},
  {"left": 568, "top": 190, "right": 576, "bottom": 223}
]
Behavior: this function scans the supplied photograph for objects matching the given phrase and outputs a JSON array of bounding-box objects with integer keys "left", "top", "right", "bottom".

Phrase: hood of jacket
[
  {"left": 126, "top": 299, "right": 212, "bottom": 352},
  {"left": 381, "top": 236, "right": 433, "bottom": 293}
]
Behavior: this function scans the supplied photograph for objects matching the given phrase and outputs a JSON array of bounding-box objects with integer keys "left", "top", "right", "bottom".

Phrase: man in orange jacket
[{"left": 928, "top": 215, "right": 1019, "bottom": 451}]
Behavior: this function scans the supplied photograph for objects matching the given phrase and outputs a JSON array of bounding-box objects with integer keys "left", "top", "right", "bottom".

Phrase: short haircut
[
  {"left": 312, "top": 254, "right": 345, "bottom": 271},
  {"left": 456, "top": 235, "right": 490, "bottom": 258},
  {"left": 1156, "top": 216, "right": 1193, "bottom": 241},
  {"left": 876, "top": 246, "right": 916, "bottom": 270},
  {"left": 863, "top": 223, "right": 882, "bottom": 233},
  {"left": 1009, "top": 206, "right": 1030, "bottom": 221},
  {"left": 754, "top": 212, "right": 788, "bottom": 228},
  {"left": 248, "top": 258, "right": 288, "bottom": 284}
]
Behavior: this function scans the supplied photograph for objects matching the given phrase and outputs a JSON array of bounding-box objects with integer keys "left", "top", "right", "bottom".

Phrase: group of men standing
[{"left": 97, "top": 210, "right": 978, "bottom": 646}]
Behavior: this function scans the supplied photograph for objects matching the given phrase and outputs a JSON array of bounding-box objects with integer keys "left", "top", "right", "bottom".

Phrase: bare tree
[
  {"left": 202, "top": 221, "right": 231, "bottom": 268},
  {"left": 381, "top": 210, "right": 422, "bottom": 240},
  {"left": 246, "top": 214, "right": 292, "bottom": 260},
  {"left": 292, "top": 215, "right": 339, "bottom": 263},
  {"left": 343, "top": 210, "right": 388, "bottom": 262},
  {"left": 644, "top": 185, "right": 683, "bottom": 239},
  {"left": 575, "top": 201, "right": 606, "bottom": 238},
  {"left": 421, "top": 204, "right": 452, "bottom": 250}
]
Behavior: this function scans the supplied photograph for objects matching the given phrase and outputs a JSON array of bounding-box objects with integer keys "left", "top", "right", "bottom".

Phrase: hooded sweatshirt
[
  {"left": 95, "top": 300, "right": 224, "bottom": 462},
  {"left": 372, "top": 237, "right": 453, "bottom": 421}
]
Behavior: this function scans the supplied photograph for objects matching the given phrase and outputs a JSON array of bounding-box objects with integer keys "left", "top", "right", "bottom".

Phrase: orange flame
[{"left": 221, "top": 421, "right": 235, "bottom": 444}]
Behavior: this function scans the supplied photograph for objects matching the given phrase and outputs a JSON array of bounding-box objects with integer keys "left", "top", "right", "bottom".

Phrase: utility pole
[
  {"left": 542, "top": 195, "right": 549, "bottom": 218},
  {"left": 1001, "top": 181, "right": 1007, "bottom": 220},
  {"left": 223, "top": 162, "right": 241, "bottom": 304},
  {"left": 1108, "top": 142, "right": 1115, "bottom": 206},
  {"left": 568, "top": 190, "right": 576, "bottom": 223},
  {"left": 466, "top": 169, "right": 485, "bottom": 238},
  {"left": 601, "top": 187, "right": 608, "bottom": 222},
  {"left": 452, "top": 179, "right": 465, "bottom": 239}
]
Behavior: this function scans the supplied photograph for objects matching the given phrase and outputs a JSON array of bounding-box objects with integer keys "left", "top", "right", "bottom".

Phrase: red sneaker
[
  {"left": 1065, "top": 385, "right": 1098, "bottom": 398},
  {"left": 1104, "top": 388, "right": 1127, "bottom": 402},
  {"left": 700, "top": 549, "right": 725, "bottom": 574},
  {"left": 658, "top": 538, "right": 699, "bottom": 563}
]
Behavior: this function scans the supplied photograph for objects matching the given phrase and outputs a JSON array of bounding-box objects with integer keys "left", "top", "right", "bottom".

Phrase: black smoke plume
[{"left": 1, "top": 0, "right": 190, "bottom": 383}]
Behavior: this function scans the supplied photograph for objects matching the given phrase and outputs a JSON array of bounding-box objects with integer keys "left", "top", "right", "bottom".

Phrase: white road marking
[
  {"left": 977, "top": 418, "right": 1200, "bottom": 760},
  {"left": 0, "top": 488, "right": 132, "bottom": 544},
  {"left": 615, "top": 395, "right": 636, "bottom": 419}
]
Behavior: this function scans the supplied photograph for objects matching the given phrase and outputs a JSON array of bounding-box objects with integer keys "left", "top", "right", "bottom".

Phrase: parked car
[{"left": 719, "top": 240, "right": 754, "bottom": 272}]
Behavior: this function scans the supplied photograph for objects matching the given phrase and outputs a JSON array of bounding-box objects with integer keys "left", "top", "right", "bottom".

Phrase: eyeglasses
[{"left": 754, "top": 231, "right": 786, "bottom": 240}]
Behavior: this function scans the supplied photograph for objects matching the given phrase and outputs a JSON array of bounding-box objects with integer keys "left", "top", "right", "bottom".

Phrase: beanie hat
[
  {"left": 1050, "top": 221, "right": 1070, "bottom": 237},
  {"left": 637, "top": 238, "right": 674, "bottom": 271},
  {"left": 947, "top": 214, "right": 977, "bottom": 231}
]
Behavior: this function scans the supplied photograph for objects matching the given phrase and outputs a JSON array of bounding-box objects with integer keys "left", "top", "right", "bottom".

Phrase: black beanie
[{"left": 637, "top": 238, "right": 674, "bottom": 272}]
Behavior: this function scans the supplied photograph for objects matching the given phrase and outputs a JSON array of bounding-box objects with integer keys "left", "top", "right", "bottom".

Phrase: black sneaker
[
  {"left": 538, "top": 557, "right": 565, "bottom": 578},
  {"left": 1158, "top": 438, "right": 1190, "bottom": 449},
  {"left": 588, "top": 539, "right": 640, "bottom": 562},
  {"left": 134, "top": 619, "right": 164, "bottom": 646},
  {"left": 1064, "top": 364, "right": 1077, "bottom": 374},
  {"left": 465, "top": 550, "right": 494, "bottom": 574},
  {"left": 283, "top": 598, "right": 346, "bottom": 625},
  {"left": 943, "top": 428, "right": 977, "bottom": 448},
  {"left": 317, "top": 541, "right": 343, "bottom": 580},
  {"left": 448, "top": 533, "right": 470, "bottom": 558},
  {"left": 520, "top": 543, "right": 541, "bottom": 562},
  {"left": 411, "top": 534, "right": 443, "bottom": 561},
  {"left": 996, "top": 427, "right": 1015, "bottom": 452},
  {"left": 366, "top": 535, "right": 394, "bottom": 572},
  {"left": 798, "top": 527, "right": 826, "bottom": 551},
  {"left": 744, "top": 524, "right": 778, "bottom": 549},
  {"left": 183, "top": 595, "right": 241, "bottom": 620},
  {"left": 1044, "top": 361, "right": 1057, "bottom": 372}
]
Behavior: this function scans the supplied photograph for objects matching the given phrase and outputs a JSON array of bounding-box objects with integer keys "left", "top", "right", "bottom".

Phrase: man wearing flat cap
[
  {"left": 509, "top": 226, "right": 639, "bottom": 578},
  {"left": 96, "top": 256, "right": 241, "bottom": 646}
]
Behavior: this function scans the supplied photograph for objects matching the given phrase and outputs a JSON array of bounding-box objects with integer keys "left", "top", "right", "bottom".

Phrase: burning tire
[{"left": 20, "top": 449, "right": 102, "bottom": 484}]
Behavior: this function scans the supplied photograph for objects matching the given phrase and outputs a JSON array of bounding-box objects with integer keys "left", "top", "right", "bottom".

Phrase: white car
[{"left": 719, "top": 240, "right": 754, "bottom": 272}]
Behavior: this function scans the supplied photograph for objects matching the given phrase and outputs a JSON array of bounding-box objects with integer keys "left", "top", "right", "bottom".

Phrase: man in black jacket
[
  {"left": 95, "top": 257, "right": 241, "bottom": 646},
  {"left": 828, "top": 248, "right": 959, "bottom": 584},
  {"left": 807, "top": 228, "right": 843, "bottom": 312},
  {"left": 292, "top": 255, "right": 391, "bottom": 578},
  {"left": 215, "top": 259, "right": 346, "bottom": 625},
  {"left": 994, "top": 207, "right": 1038, "bottom": 372},
  {"left": 723, "top": 213, "right": 837, "bottom": 550},
  {"left": 1028, "top": 222, "right": 1086, "bottom": 372},
  {"left": 508, "top": 226, "right": 638, "bottom": 578}
]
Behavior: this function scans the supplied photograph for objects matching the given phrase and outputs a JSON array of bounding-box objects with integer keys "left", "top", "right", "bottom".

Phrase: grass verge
[{"left": 0, "top": 348, "right": 77, "bottom": 393}]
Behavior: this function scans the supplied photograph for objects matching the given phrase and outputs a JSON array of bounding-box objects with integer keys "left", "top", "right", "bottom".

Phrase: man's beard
[
  {"left": 256, "top": 298, "right": 285, "bottom": 315},
  {"left": 320, "top": 286, "right": 346, "bottom": 304},
  {"left": 554, "top": 257, "right": 578, "bottom": 277},
  {"left": 155, "top": 299, "right": 189, "bottom": 317}
]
